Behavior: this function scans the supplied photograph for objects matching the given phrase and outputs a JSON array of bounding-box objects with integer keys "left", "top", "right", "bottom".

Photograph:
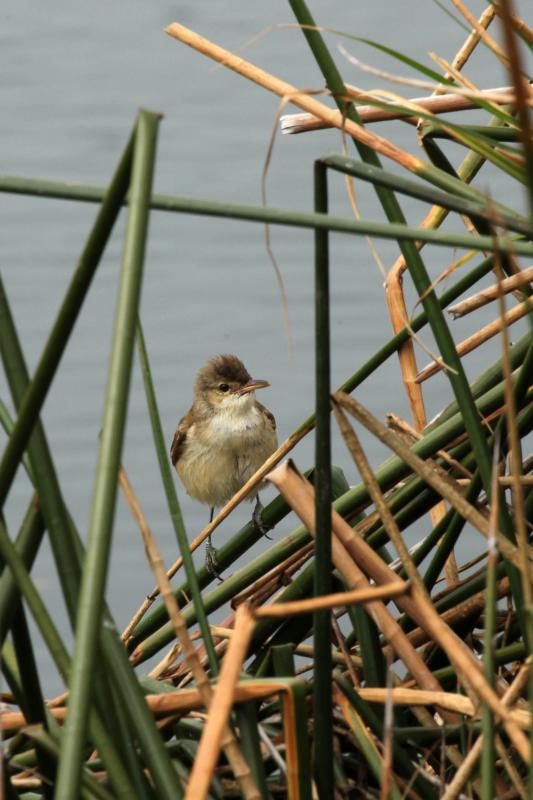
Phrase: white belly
[{"left": 177, "top": 405, "right": 277, "bottom": 508}]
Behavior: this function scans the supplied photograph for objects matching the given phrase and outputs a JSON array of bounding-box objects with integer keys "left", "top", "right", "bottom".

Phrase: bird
[{"left": 170, "top": 354, "right": 278, "bottom": 576}]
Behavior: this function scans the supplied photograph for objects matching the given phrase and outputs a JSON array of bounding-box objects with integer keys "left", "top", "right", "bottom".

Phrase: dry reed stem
[
  {"left": 448, "top": 263, "right": 533, "bottom": 317},
  {"left": 121, "top": 422, "right": 312, "bottom": 642},
  {"left": 356, "top": 688, "right": 530, "bottom": 726},
  {"left": 494, "top": 735, "right": 528, "bottom": 800},
  {"left": 171, "top": 611, "right": 237, "bottom": 683},
  {"left": 117, "top": 466, "right": 261, "bottom": 800},
  {"left": 440, "top": 659, "right": 531, "bottom": 800},
  {"left": 385, "top": 245, "right": 433, "bottom": 431},
  {"left": 439, "top": 4, "right": 497, "bottom": 82},
  {"left": 379, "top": 653, "right": 394, "bottom": 800},
  {"left": 415, "top": 296, "right": 533, "bottom": 382},
  {"left": 253, "top": 580, "right": 409, "bottom": 618},
  {"left": 382, "top": 8, "right": 498, "bottom": 586},
  {"left": 500, "top": 475, "right": 533, "bottom": 486},
  {"left": 231, "top": 542, "right": 313, "bottom": 608},
  {"left": 164, "top": 22, "right": 423, "bottom": 172},
  {"left": 332, "top": 400, "right": 439, "bottom": 601},
  {"left": 331, "top": 395, "right": 531, "bottom": 756},
  {"left": 148, "top": 642, "right": 181, "bottom": 679},
  {"left": 198, "top": 628, "right": 364, "bottom": 669},
  {"left": 333, "top": 391, "right": 533, "bottom": 578},
  {"left": 270, "top": 459, "right": 532, "bottom": 760},
  {"left": 384, "top": 229, "right": 445, "bottom": 572},
  {"left": 280, "top": 85, "right": 514, "bottom": 132},
  {"left": 492, "top": 5, "right": 533, "bottom": 44},
  {"left": 333, "top": 684, "right": 402, "bottom": 795},
  {"left": 444, "top": 403, "right": 512, "bottom": 453},
  {"left": 184, "top": 603, "right": 256, "bottom": 800},
  {"left": 399, "top": 577, "right": 510, "bottom": 650},
  {"left": 332, "top": 615, "right": 361, "bottom": 687},
  {"left": 386, "top": 412, "right": 473, "bottom": 478},
  {"left": 339, "top": 47, "right": 531, "bottom": 105},
  {"left": 451, "top": 0, "right": 510, "bottom": 65},
  {"left": 0, "top": 681, "right": 306, "bottom": 733},
  {"left": 266, "top": 461, "right": 458, "bottom": 718},
  {"left": 10, "top": 776, "right": 42, "bottom": 790}
]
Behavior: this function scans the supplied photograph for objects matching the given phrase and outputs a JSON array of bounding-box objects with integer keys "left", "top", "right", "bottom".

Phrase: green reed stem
[
  {"left": 0, "top": 517, "right": 137, "bottom": 798},
  {"left": 54, "top": 110, "right": 165, "bottom": 799},
  {"left": 290, "top": 0, "right": 528, "bottom": 640},
  {"left": 132, "top": 366, "right": 525, "bottom": 657},
  {"left": 0, "top": 131, "right": 134, "bottom": 509},
  {"left": 313, "top": 160, "right": 333, "bottom": 797},
  {"left": 0, "top": 173, "right": 531, "bottom": 256},
  {"left": 321, "top": 153, "right": 530, "bottom": 236},
  {"left": 0, "top": 496, "right": 44, "bottom": 647},
  {"left": 10, "top": 602, "right": 56, "bottom": 798},
  {"left": 135, "top": 318, "right": 218, "bottom": 675}
]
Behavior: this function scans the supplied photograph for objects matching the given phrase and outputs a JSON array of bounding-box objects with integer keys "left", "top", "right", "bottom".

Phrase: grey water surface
[{"left": 1, "top": 1, "right": 527, "bottom": 692}]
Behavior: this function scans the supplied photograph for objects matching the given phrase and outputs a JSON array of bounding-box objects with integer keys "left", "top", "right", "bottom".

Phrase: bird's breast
[
  {"left": 205, "top": 405, "right": 266, "bottom": 449},
  {"left": 176, "top": 404, "right": 277, "bottom": 507}
]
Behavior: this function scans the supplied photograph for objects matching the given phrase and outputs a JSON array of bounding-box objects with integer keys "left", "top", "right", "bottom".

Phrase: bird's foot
[
  {"left": 252, "top": 497, "right": 273, "bottom": 539},
  {"left": 205, "top": 538, "right": 223, "bottom": 582}
]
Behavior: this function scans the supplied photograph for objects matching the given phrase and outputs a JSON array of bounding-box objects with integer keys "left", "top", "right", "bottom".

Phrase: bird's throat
[{"left": 207, "top": 399, "right": 263, "bottom": 444}]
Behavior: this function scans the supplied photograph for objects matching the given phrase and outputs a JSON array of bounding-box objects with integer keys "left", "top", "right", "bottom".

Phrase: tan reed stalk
[
  {"left": 331, "top": 615, "right": 361, "bottom": 686},
  {"left": 448, "top": 263, "right": 533, "bottom": 317},
  {"left": 231, "top": 542, "right": 314, "bottom": 607},
  {"left": 495, "top": 735, "right": 528, "bottom": 799},
  {"left": 416, "top": 295, "right": 533, "bottom": 382},
  {"left": 164, "top": 22, "right": 423, "bottom": 172},
  {"left": 398, "top": 577, "right": 510, "bottom": 649},
  {"left": 268, "top": 460, "right": 531, "bottom": 761},
  {"left": 440, "top": 660, "right": 531, "bottom": 800},
  {"left": 354, "top": 688, "right": 529, "bottom": 725},
  {"left": 265, "top": 461, "right": 460, "bottom": 720},
  {"left": 333, "top": 392, "right": 533, "bottom": 576},
  {"left": 332, "top": 400, "right": 440, "bottom": 597},
  {"left": 385, "top": 412, "right": 473, "bottom": 478},
  {"left": 190, "top": 628, "right": 364, "bottom": 670},
  {"left": 253, "top": 581, "right": 409, "bottom": 618},
  {"left": 382, "top": 6, "right": 497, "bottom": 585},
  {"left": 184, "top": 603, "right": 257, "bottom": 800},
  {"left": 117, "top": 466, "right": 261, "bottom": 800},
  {"left": 451, "top": 0, "right": 510, "bottom": 65},
  {"left": 281, "top": 86, "right": 512, "bottom": 132},
  {"left": 500, "top": 475, "right": 533, "bottom": 486},
  {"left": 492, "top": 5, "right": 533, "bottom": 43}
]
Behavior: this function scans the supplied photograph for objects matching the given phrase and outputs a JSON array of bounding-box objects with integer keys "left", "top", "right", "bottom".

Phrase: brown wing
[
  {"left": 256, "top": 401, "right": 276, "bottom": 432},
  {"left": 170, "top": 409, "right": 193, "bottom": 466}
]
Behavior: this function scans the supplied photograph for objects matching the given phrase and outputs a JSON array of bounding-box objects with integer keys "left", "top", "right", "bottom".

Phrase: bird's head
[{"left": 194, "top": 354, "right": 270, "bottom": 413}]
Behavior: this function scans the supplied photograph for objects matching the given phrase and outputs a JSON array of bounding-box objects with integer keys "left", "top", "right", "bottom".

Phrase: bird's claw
[
  {"left": 205, "top": 539, "right": 223, "bottom": 582},
  {"left": 252, "top": 499, "right": 273, "bottom": 539}
]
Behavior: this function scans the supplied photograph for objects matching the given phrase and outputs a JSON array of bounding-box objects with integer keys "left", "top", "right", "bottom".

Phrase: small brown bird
[{"left": 170, "top": 354, "right": 278, "bottom": 575}]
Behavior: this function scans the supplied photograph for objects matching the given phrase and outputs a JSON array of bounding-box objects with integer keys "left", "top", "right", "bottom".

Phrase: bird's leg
[
  {"left": 205, "top": 507, "right": 222, "bottom": 581},
  {"left": 252, "top": 495, "right": 272, "bottom": 539}
]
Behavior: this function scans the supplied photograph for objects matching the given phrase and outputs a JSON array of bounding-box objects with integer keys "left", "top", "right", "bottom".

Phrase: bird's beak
[{"left": 235, "top": 378, "right": 270, "bottom": 396}]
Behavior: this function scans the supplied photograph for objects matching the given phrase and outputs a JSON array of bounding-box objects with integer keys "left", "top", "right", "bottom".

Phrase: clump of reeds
[{"left": 1, "top": 0, "right": 532, "bottom": 797}]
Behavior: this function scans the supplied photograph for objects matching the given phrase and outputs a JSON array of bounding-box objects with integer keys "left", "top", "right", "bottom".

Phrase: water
[{"left": 1, "top": 0, "right": 528, "bottom": 692}]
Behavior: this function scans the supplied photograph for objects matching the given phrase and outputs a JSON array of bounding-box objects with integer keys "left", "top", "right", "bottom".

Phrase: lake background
[{"left": 1, "top": 0, "right": 529, "bottom": 692}]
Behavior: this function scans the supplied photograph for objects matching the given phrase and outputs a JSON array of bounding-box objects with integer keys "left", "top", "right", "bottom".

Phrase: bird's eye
[{"left": 219, "top": 383, "right": 230, "bottom": 392}]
